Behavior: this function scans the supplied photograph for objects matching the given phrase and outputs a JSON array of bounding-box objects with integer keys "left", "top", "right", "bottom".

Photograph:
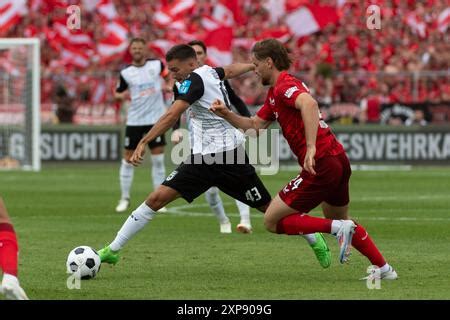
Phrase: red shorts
[{"left": 278, "top": 152, "right": 351, "bottom": 213}]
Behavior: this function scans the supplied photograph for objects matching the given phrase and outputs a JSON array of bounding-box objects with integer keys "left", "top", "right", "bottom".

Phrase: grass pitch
[{"left": 1, "top": 163, "right": 450, "bottom": 300}]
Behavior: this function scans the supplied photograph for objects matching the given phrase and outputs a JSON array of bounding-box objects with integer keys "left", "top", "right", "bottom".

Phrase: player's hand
[
  {"left": 303, "top": 146, "right": 317, "bottom": 175},
  {"left": 209, "top": 99, "right": 230, "bottom": 118},
  {"left": 171, "top": 129, "right": 183, "bottom": 144},
  {"left": 129, "top": 142, "right": 146, "bottom": 166}
]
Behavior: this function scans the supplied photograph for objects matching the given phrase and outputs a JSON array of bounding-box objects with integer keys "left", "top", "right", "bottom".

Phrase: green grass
[{"left": 1, "top": 163, "right": 450, "bottom": 300}]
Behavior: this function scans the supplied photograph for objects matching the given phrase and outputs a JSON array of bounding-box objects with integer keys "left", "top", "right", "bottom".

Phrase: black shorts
[
  {"left": 124, "top": 125, "right": 166, "bottom": 150},
  {"left": 162, "top": 148, "right": 272, "bottom": 208}
]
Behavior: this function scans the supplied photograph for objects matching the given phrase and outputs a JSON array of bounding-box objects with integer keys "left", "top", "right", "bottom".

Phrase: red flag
[
  {"left": 405, "top": 13, "right": 427, "bottom": 38},
  {"left": 257, "top": 26, "right": 292, "bottom": 43},
  {"left": 52, "top": 20, "right": 94, "bottom": 49},
  {"left": 437, "top": 7, "right": 450, "bottom": 33},
  {"left": 285, "top": 4, "right": 339, "bottom": 37},
  {"left": 96, "top": 0, "right": 118, "bottom": 20},
  {"left": 0, "top": 0, "right": 27, "bottom": 36},
  {"left": 60, "top": 47, "right": 90, "bottom": 69},
  {"left": 97, "top": 19, "right": 129, "bottom": 62},
  {"left": 204, "top": 27, "right": 233, "bottom": 66},
  {"left": 154, "top": 0, "right": 195, "bottom": 26},
  {"left": 149, "top": 39, "right": 176, "bottom": 59}
]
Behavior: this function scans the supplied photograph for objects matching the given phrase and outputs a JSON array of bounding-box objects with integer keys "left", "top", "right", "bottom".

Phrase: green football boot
[
  {"left": 98, "top": 246, "right": 120, "bottom": 265},
  {"left": 309, "top": 233, "right": 331, "bottom": 269}
]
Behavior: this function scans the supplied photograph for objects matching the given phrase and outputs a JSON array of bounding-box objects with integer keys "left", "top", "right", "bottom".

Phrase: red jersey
[{"left": 256, "top": 71, "right": 344, "bottom": 166}]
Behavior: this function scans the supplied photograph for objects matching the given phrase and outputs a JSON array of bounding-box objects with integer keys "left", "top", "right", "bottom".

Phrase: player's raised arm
[
  {"left": 295, "top": 92, "right": 320, "bottom": 175},
  {"left": 129, "top": 100, "right": 190, "bottom": 166},
  {"left": 210, "top": 99, "right": 271, "bottom": 135},
  {"left": 221, "top": 63, "right": 255, "bottom": 80}
]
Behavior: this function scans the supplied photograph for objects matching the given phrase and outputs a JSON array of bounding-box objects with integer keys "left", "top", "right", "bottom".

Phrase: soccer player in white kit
[
  {"left": 172, "top": 40, "right": 252, "bottom": 234},
  {"left": 98, "top": 44, "right": 274, "bottom": 265},
  {"left": 114, "top": 38, "right": 171, "bottom": 213}
]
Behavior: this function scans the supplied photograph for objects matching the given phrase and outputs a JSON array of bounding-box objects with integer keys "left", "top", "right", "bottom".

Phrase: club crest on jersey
[
  {"left": 179, "top": 80, "right": 191, "bottom": 94},
  {"left": 269, "top": 97, "right": 275, "bottom": 105},
  {"left": 284, "top": 86, "right": 299, "bottom": 98}
]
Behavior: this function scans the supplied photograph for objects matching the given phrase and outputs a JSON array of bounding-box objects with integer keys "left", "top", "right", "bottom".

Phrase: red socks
[
  {"left": 0, "top": 223, "right": 18, "bottom": 276},
  {"left": 276, "top": 214, "right": 332, "bottom": 235},
  {"left": 276, "top": 214, "right": 386, "bottom": 268},
  {"left": 351, "top": 224, "right": 386, "bottom": 267}
]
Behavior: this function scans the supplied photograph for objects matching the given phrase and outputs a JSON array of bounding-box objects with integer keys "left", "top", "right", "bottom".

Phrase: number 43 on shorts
[
  {"left": 283, "top": 175, "right": 303, "bottom": 193},
  {"left": 245, "top": 187, "right": 262, "bottom": 202}
]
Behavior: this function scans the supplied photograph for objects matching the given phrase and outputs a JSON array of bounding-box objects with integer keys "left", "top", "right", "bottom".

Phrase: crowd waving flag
[{"left": 3, "top": 0, "right": 447, "bottom": 71}]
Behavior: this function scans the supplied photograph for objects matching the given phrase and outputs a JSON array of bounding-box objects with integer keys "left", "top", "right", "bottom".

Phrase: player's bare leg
[
  {"left": 100, "top": 186, "right": 181, "bottom": 264},
  {"left": 116, "top": 149, "right": 135, "bottom": 212},
  {"left": 321, "top": 202, "right": 349, "bottom": 220},
  {"left": 150, "top": 146, "right": 167, "bottom": 212},
  {"left": 0, "top": 198, "right": 29, "bottom": 300}
]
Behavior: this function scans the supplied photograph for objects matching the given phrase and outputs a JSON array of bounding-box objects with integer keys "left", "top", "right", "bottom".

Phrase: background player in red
[
  {"left": 0, "top": 197, "right": 28, "bottom": 300},
  {"left": 211, "top": 39, "right": 398, "bottom": 279}
]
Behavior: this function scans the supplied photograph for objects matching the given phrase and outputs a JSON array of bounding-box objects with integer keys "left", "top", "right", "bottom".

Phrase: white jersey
[
  {"left": 174, "top": 65, "right": 245, "bottom": 155},
  {"left": 116, "top": 59, "right": 166, "bottom": 126}
]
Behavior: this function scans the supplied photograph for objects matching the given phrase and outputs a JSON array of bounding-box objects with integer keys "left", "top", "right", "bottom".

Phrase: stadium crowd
[{"left": 2, "top": 0, "right": 449, "bottom": 124}]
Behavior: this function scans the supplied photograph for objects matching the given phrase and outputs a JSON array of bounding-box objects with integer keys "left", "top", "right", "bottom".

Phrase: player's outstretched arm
[
  {"left": 221, "top": 63, "right": 255, "bottom": 80},
  {"left": 295, "top": 93, "right": 319, "bottom": 175},
  {"left": 210, "top": 99, "right": 271, "bottom": 136},
  {"left": 129, "top": 100, "right": 190, "bottom": 166}
]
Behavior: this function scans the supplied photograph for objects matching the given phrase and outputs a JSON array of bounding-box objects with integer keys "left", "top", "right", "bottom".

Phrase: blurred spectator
[
  {"left": 53, "top": 84, "right": 75, "bottom": 123},
  {"left": 3, "top": 0, "right": 449, "bottom": 124},
  {"left": 405, "top": 109, "right": 428, "bottom": 126}
]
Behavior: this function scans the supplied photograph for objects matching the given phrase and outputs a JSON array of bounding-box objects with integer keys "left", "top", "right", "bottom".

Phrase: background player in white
[
  {"left": 114, "top": 38, "right": 171, "bottom": 213},
  {"left": 172, "top": 40, "right": 252, "bottom": 234}
]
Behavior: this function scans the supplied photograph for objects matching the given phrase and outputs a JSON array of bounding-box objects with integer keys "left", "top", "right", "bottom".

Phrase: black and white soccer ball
[{"left": 66, "top": 246, "right": 101, "bottom": 280}]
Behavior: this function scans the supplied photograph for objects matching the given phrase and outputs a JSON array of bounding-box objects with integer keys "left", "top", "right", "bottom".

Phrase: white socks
[
  {"left": 205, "top": 189, "right": 252, "bottom": 226},
  {"left": 235, "top": 200, "right": 250, "bottom": 225},
  {"left": 205, "top": 187, "right": 229, "bottom": 224},
  {"left": 331, "top": 220, "right": 344, "bottom": 236},
  {"left": 379, "top": 263, "right": 391, "bottom": 273},
  {"left": 110, "top": 202, "right": 155, "bottom": 251},
  {"left": 151, "top": 154, "right": 166, "bottom": 189},
  {"left": 120, "top": 154, "right": 165, "bottom": 200},
  {"left": 2, "top": 273, "right": 19, "bottom": 287},
  {"left": 119, "top": 159, "right": 134, "bottom": 200},
  {"left": 301, "top": 233, "right": 317, "bottom": 245}
]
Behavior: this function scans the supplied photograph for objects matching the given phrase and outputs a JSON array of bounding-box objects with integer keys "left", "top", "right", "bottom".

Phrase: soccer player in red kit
[
  {"left": 0, "top": 197, "right": 28, "bottom": 300},
  {"left": 210, "top": 39, "right": 397, "bottom": 279}
]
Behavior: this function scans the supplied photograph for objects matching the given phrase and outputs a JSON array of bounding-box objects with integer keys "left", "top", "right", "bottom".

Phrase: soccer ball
[{"left": 66, "top": 246, "right": 101, "bottom": 280}]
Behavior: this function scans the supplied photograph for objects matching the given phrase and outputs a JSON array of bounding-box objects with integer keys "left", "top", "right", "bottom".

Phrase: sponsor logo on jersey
[
  {"left": 284, "top": 86, "right": 299, "bottom": 98},
  {"left": 179, "top": 80, "right": 192, "bottom": 94}
]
